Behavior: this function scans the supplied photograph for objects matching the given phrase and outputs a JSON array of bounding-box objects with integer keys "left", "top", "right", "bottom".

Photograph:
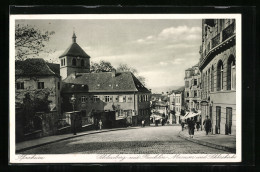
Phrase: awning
[
  {"left": 184, "top": 110, "right": 201, "bottom": 119},
  {"left": 150, "top": 114, "right": 163, "bottom": 120}
]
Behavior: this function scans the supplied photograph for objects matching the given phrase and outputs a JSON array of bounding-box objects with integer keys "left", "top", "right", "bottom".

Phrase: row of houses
[
  {"left": 15, "top": 33, "right": 151, "bottom": 141},
  {"left": 184, "top": 19, "right": 236, "bottom": 136}
]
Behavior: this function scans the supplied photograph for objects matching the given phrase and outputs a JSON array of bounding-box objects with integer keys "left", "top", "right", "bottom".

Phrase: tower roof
[{"left": 59, "top": 33, "right": 90, "bottom": 58}]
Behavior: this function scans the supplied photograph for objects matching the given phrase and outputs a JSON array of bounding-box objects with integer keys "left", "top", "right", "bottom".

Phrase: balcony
[
  {"left": 199, "top": 21, "right": 236, "bottom": 69},
  {"left": 222, "top": 22, "right": 235, "bottom": 41}
]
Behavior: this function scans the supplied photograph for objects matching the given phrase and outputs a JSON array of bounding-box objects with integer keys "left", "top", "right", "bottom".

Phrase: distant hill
[{"left": 150, "top": 85, "right": 183, "bottom": 94}]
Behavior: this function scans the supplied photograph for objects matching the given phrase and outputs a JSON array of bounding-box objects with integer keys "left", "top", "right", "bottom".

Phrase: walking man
[
  {"left": 203, "top": 115, "right": 212, "bottom": 135},
  {"left": 187, "top": 118, "right": 195, "bottom": 138},
  {"left": 98, "top": 120, "right": 103, "bottom": 130}
]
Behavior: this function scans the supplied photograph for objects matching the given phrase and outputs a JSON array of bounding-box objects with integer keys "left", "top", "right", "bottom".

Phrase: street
[{"left": 20, "top": 126, "right": 229, "bottom": 154}]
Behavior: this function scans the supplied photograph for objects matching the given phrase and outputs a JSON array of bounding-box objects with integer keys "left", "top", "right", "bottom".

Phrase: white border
[{"left": 9, "top": 14, "right": 241, "bottom": 163}]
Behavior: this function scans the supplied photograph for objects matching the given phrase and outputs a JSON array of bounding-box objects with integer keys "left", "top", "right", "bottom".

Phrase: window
[
  {"left": 61, "top": 59, "right": 63, "bottom": 66},
  {"left": 81, "top": 59, "right": 84, "bottom": 67},
  {"left": 64, "top": 58, "right": 66, "bottom": 66},
  {"left": 93, "top": 96, "right": 100, "bottom": 102},
  {"left": 186, "top": 91, "right": 189, "bottom": 97},
  {"left": 185, "top": 81, "right": 189, "bottom": 88},
  {"left": 37, "top": 82, "right": 44, "bottom": 89},
  {"left": 217, "top": 60, "right": 224, "bottom": 91},
  {"left": 115, "top": 96, "right": 119, "bottom": 102},
  {"left": 208, "top": 69, "right": 210, "bottom": 92},
  {"left": 211, "top": 65, "right": 214, "bottom": 92},
  {"left": 72, "top": 58, "right": 76, "bottom": 66},
  {"left": 205, "top": 71, "right": 208, "bottom": 94},
  {"left": 104, "top": 96, "right": 111, "bottom": 102},
  {"left": 58, "top": 82, "right": 60, "bottom": 90},
  {"left": 119, "top": 96, "right": 126, "bottom": 102},
  {"left": 81, "top": 96, "right": 86, "bottom": 103},
  {"left": 194, "top": 90, "right": 197, "bottom": 97},
  {"left": 16, "top": 82, "right": 24, "bottom": 89},
  {"left": 194, "top": 79, "right": 197, "bottom": 86},
  {"left": 227, "top": 55, "right": 236, "bottom": 90},
  {"left": 128, "top": 96, "right": 132, "bottom": 102}
]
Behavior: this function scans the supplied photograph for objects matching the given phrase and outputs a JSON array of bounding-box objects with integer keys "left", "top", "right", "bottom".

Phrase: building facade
[
  {"left": 199, "top": 19, "right": 236, "bottom": 135},
  {"left": 15, "top": 58, "right": 61, "bottom": 115},
  {"left": 184, "top": 65, "right": 202, "bottom": 111},
  {"left": 168, "top": 87, "right": 185, "bottom": 124},
  {"left": 60, "top": 33, "right": 151, "bottom": 127}
]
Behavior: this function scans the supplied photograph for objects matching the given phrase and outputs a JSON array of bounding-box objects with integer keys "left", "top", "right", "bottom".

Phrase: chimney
[{"left": 111, "top": 69, "right": 116, "bottom": 77}]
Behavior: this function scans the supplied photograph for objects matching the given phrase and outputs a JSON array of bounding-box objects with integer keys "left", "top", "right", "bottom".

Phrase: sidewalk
[
  {"left": 16, "top": 126, "right": 140, "bottom": 153},
  {"left": 179, "top": 129, "right": 236, "bottom": 153}
]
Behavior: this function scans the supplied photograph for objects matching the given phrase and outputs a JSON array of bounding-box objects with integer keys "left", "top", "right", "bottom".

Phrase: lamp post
[{"left": 70, "top": 94, "right": 77, "bottom": 135}]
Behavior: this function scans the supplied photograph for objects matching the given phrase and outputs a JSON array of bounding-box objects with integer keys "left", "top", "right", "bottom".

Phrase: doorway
[
  {"left": 226, "top": 107, "right": 232, "bottom": 135},
  {"left": 216, "top": 106, "right": 221, "bottom": 134}
]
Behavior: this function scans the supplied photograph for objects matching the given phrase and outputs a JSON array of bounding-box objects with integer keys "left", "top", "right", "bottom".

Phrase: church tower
[{"left": 59, "top": 32, "right": 91, "bottom": 79}]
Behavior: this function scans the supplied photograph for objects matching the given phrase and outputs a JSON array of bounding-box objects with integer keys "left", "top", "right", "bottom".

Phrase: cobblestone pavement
[{"left": 20, "top": 126, "right": 229, "bottom": 154}]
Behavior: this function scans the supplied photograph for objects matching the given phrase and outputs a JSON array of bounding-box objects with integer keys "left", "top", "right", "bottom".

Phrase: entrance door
[
  {"left": 226, "top": 107, "right": 232, "bottom": 135},
  {"left": 209, "top": 106, "right": 213, "bottom": 133},
  {"left": 216, "top": 106, "right": 221, "bottom": 134}
]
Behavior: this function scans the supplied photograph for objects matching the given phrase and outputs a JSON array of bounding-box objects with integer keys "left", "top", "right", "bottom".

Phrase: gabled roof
[
  {"left": 59, "top": 42, "right": 90, "bottom": 58},
  {"left": 15, "top": 58, "right": 60, "bottom": 77},
  {"left": 62, "top": 71, "right": 151, "bottom": 93},
  {"left": 46, "top": 62, "right": 60, "bottom": 75}
]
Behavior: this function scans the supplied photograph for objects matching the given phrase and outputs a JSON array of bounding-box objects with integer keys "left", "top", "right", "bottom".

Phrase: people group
[{"left": 183, "top": 115, "right": 212, "bottom": 138}]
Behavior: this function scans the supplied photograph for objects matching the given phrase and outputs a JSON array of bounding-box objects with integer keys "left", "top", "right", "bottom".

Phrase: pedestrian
[
  {"left": 98, "top": 120, "right": 103, "bottom": 130},
  {"left": 196, "top": 121, "right": 200, "bottom": 131},
  {"left": 142, "top": 119, "right": 145, "bottom": 127},
  {"left": 181, "top": 120, "right": 185, "bottom": 131},
  {"left": 203, "top": 115, "right": 212, "bottom": 135},
  {"left": 187, "top": 118, "right": 195, "bottom": 138}
]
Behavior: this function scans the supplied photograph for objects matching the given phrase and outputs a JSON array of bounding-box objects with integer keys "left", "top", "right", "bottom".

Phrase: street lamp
[{"left": 70, "top": 94, "right": 77, "bottom": 135}]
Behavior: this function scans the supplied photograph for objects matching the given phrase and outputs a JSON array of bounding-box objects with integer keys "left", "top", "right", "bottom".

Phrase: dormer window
[{"left": 72, "top": 58, "right": 76, "bottom": 66}]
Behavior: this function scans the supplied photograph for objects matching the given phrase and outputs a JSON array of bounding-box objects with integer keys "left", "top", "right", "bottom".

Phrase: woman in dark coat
[{"left": 188, "top": 118, "right": 195, "bottom": 138}]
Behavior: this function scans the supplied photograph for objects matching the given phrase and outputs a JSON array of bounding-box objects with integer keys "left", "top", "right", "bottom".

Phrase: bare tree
[
  {"left": 117, "top": 63, "right": 146, "bottom": 86},
  {"left": 15, "top": 24, "right": 55, "bottom": 61}
]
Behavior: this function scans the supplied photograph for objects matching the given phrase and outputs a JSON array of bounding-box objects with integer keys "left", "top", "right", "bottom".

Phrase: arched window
[
  {"left": 208, "top": 69, "right": 211, "bottom": 93},
  {"left": 72, "top": 58, "right": 76, "bottom": 66},
  {"left": 205, "top": 71, "right": 208, "bottom": 97},
  {"left": 81, "top": 59, "right": 84, "bottom": 67},
  {"left": 227, "top": 55, "right": 236, "bottom": 90},
  {"left": 217, "top": 60, "right": 224, "bottom": 91},
  {"left": 211, "top": 65, "right": 214, "bottom": 92}
]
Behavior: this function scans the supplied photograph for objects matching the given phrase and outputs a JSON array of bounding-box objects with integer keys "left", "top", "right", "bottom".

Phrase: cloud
[
  {"left": 135, "top": 25, "right": 201, "bottom": 45},
  {"left": 159, "top": 62, "right": 168, "bottom": 66}
]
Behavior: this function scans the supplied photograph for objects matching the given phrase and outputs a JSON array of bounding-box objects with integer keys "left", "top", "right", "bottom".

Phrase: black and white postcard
[{"left": 9, "top": 13, "right": 241, "bottom": 163}]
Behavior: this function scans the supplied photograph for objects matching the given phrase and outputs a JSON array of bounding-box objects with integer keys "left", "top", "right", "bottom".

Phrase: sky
[{"left": 16, "top": 19, "right": 202, "bottom": 93}]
